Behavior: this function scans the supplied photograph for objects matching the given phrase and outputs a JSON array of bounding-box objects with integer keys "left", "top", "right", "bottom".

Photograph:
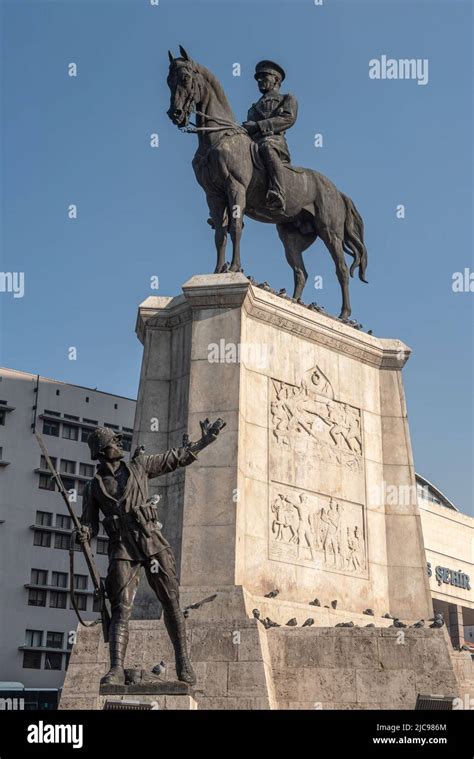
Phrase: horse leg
[
  {"left": 207, "top": 194, "right": 228, "bottom": 273},
  {"left": 321, "top": 231, "right": 351, "bottom": 320},
  {"left": 277, "top": 223, "right": 316, "bottom": 300},
  {"left": 227, "top": 181, "right": 246, "bottom": 272}
]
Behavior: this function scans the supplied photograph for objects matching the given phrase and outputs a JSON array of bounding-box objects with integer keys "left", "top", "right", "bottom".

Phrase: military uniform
[
  {"left": 81, "top": 429, "right": 198, "bottom": 685},
  {"left": 246, "top": 91, "right": 298, "bottom": 164},
  {"left": 246, "top": 60, "right": 298, "bottom": 209}
]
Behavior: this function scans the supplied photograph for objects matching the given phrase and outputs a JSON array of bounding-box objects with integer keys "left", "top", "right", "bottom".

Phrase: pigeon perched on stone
[
  {"left": 383, "top": 613, "right": 394, "bottom": 619},
  {"left": 264, "top": 589, "right": 279, "bottom": 599},
  {"left": 429, "top": 613, "right": 444, "bottom": 628},
  {"left": 411, "top": 619, "right": 425, "bottom": 628},
  {"left": 336, "top": 621, "right": 354, "bottom": 628},
  {"left": 252, "top": 608, "right": 261, "bottom": 620},
  {"left": 302, "top": 618, "right": 314, "bottom": 627},
  {"left": 363, "top": 608, "right": 374, "bottom": 616},
  {"left": 286, "top": 618, "right": 298, "bottom": 627},
  {"left": 392, "top": 619, "right": 407, "bottom": 628},
  {"left": 151, "top": 661, "right": 166, "bottom": 677},
  {"left": 262, "top": 617, "right": 280, "bottom": 629},
  {"left": 309, "top": 598, "right": 321, "bottom": 607},
  {"left": 365, "top": 623, "right": 375, "bottom": 628},
  {"left": 331, "top": 600, "right": 338, "bottom": 609}
]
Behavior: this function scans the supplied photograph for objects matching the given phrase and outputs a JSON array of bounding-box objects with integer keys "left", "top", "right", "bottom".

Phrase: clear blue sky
[{"left": 1, "top": 0, "right": 472, "bottom": 513}]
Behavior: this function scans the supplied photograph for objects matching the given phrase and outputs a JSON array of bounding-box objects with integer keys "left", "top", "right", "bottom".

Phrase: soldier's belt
[{"left": 103, "top": 505, "right": 160, "bottom": 538}]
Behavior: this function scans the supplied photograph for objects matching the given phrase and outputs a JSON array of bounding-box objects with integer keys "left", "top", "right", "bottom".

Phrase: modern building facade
[
  {"left": 0, "top": 368, "right": 135, "bottom": 706},
  {"left": 417, "top": 474, "right": 474, "bottom": 648}
]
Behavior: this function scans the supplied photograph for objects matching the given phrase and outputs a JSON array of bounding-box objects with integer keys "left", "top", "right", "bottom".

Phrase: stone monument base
[{"left": 60, "top": 587, "right": 467, "bottom": 710}]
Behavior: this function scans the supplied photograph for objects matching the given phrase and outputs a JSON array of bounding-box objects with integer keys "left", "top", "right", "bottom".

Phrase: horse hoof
[
  {"left": 339, "top": 311, "right": 351, "bottom": 321},
  {"left": 229, "top": 264, "right": 243, "bottom": 273}
]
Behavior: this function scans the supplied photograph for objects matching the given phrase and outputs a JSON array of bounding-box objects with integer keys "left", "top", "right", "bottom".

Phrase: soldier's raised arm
[
  {"left": 143, "top": 447, "right": 197, "bottom": 479},
  {"left": 143, "top": 418, "right": 226, "bottom": 480}
]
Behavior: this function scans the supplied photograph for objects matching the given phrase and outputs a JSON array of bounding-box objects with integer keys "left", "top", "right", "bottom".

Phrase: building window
[
  {"left": 79, "top": 463, "right": 94, "bottom": 478},
  {"left": 123, "top": 426, "right": 133, "bottom": 433},
  {"left": 73, "top": 574, "right": 88, "bottom": 590},
  {"left": 25, "top": 629, "right": 43, "bottom": 647},
  {"left": 77, "top": 480, "right": 86, "bottom": 497},
  {"left": 122, "top": 437, "right": 132, "bottom": 452},
  {"left": 96, "top": 538, "right": 108, "bottom": 555},
  {"left": 38, "top": 473, "right": 55, "bottom": 491},
  {"left": 62, "top": 424, "right": 78, "bottom": 441},
  {"left": 65, "top": 652, "right": 71, "bottom": 670},
  {"left": 104, "top": 423, "right": 119, "bottom": 430},
  {"left": 44, "top": 409, "right": 61, "bottom": 417},
  {"left": 55, "top": 389, "right": 60, "bottom": 396},
  {"left": 51, "top": 571, "right": 68, "bottom": 588},
  {"left": 49, "top": 591, "right": 67, "bottom": 609},
  {"left": 83, "top": 418, "right": 97, "bottom": 425},
  {"left": 60, "top": 459, "right": 76, "bottom": 474},
  {"left": 43, "top": 419, "right": 59, "bottom": 437},
  {"left": 23, "top": 651, "right": 42, "bottom": 669},
  {"left": 0, "top": 446, "right": 3, "bottom": 459},
  {"left": 64, "top": 414, "right": 79, "bottom": 421},
  {"left": 46, "top": 631, "right": 63, "bottom": 649},
  {"left": 56, "top": 514, "right": 72, "bottom": 531},
  {"left": 0, "top": 411, "right": 6, "bottom": 425},
  {"left": 71, "top": 595, "right": 87, "bottom": 611},
  {"left": 36, "top": 510, "right": 52, "bottom": 527},
  {"left": 33, "top": 531, "right": 51, "bottom": 548},
  {"left": 54, "top": 533, "right": 70, "bottom": 551},
  {"left": 40, "top": 454, "right": 57, "bottom": 470},
  {"left": 28, "top": 589, "right": 46, "bottom": 607},
  {"left": 81, "top": 427, "right": 93, "bottom": 443},
  {"left": 31, "top": 569, "right": 47, "bottom": 586},
  {"left": 44, "top": 652, "right": 62, "bottom": 670}
]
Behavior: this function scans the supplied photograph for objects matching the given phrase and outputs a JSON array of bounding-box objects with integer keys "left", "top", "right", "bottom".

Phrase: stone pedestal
[
  {"left": 134, "top": 273, "right": 432, "bottom": 621},
  {"left": 61, "top": 273, "right": 447, "bottom": 711}
]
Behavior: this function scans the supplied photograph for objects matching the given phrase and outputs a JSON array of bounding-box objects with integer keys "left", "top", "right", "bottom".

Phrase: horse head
[{"left": 166, "top": 46, "right": 201, "bottom": 128}]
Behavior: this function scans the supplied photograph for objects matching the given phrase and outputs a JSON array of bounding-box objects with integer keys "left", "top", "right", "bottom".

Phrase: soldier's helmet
[
  {"left": 254, "top": 60, "right": 286, "bottom": 83},
  {"left": 87, "top": 427, "right": 122, "bottom": 460}
]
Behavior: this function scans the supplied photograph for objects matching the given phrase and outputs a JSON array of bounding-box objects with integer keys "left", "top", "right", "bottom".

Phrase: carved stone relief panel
[
  {"left": 269, "top": 484, "right": 367, "bottom": 577},
  {"left": 270, "top": 366, "right": 363, "bottom": 473}
]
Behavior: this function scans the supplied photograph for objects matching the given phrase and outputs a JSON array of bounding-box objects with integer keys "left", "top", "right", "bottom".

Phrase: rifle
[{"left": 35, "top": 432, "right": 111, "bottom": 642}]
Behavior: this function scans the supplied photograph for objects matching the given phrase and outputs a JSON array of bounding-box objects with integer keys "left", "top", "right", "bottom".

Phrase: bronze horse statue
[{"left": 166, "top": 47, "right": 368, "bottom": 320}]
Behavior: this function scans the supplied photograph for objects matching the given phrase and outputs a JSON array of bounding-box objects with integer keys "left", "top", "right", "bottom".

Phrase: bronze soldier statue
[
  {"left": 78, "top": 420, "right": 225, "bottom": 686},
  {"left": 243, "top": 60, "right": 298, "bottom": 211}
]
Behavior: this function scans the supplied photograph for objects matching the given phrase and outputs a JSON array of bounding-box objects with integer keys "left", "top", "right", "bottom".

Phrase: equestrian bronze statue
[{"left": 166, "top": 47, "right": 368, "bottom": 321}]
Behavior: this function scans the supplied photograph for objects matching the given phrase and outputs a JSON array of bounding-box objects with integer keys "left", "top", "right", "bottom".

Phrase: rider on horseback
[{"left": 243, "top": 60, "right": 298, "bottom": 212}]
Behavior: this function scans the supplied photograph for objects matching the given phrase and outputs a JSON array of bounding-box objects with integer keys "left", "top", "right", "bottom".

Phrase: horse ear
[
  {"left": 179, "top": 45, "right": 190, "bottom": 61},
  {"left": 168, "top": 50, "right": 174, "bottom": 64}
]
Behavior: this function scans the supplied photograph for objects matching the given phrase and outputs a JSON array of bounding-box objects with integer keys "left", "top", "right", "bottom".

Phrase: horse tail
[{"left": 341, "top": 193, "right": 368, "bottom": 283}]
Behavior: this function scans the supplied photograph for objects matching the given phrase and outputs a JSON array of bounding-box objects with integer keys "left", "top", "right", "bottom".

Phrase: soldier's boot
[
  {"left": 100, "top": 625, "right": 128, "bottom": 686},
  {"left": 164, "top": 598, "right": 196, "bottom": 686},
  {"left": 261, "top": 147, "right": 286, "bottom": 210}
]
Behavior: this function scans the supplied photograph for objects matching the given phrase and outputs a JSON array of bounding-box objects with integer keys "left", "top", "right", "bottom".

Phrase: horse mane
[{"left": 194, "top": 61, "right": 236, "bottom": 121}]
